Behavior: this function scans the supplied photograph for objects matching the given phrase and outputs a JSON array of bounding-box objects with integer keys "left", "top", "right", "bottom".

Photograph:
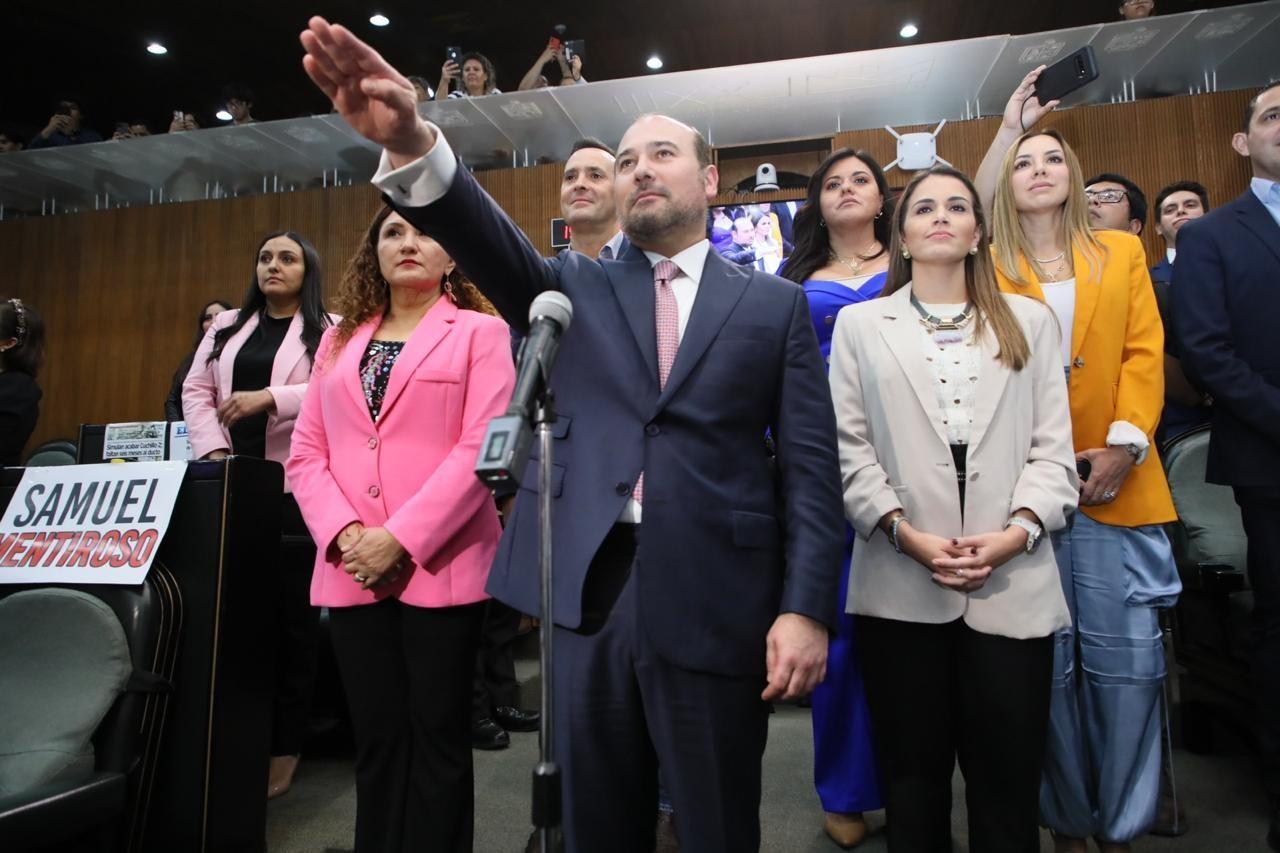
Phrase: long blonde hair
[
  {"left": 991, "top": 128, "right": 1105, "bottom": 287},
  {"left": 882, "top": 167, "right": 1030, "bottom": 371}
]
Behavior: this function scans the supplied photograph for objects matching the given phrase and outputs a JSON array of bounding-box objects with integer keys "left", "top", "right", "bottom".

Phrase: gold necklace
[{"left": 829, "top": 243, "right": 881, "bottom": 277}]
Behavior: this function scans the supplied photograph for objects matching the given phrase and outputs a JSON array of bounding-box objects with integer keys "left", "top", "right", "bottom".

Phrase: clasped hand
[
  {"left": 339, "top": 523, "right": 408, "bottom": 591},
  {"left": 216, "top": 389, "right": 274, "bottom": 428},
  {"left": 898, "top": 521, "right": 1028, "bottom": 593}
]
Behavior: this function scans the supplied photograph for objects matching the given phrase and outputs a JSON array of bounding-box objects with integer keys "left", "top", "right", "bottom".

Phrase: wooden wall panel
[{"left": 0, "top": 90, "right": 1259, "bottom": 453}]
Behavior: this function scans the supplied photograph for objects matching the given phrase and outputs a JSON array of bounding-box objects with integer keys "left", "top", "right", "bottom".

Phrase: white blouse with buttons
[{"left": 916, "top": 302, "right": 981, "bottom": 446}]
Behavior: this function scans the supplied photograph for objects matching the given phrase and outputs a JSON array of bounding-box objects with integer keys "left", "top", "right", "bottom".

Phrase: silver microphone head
[{"left": 529, "top": 290, "right": 573, "bottom": 331}]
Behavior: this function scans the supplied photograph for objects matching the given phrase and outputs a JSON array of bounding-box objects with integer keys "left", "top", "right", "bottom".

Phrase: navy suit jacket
[
  {"left": 1171, "top": 189, "right": 1280, "bottom": 486},
  {"left": 389, "top": 163, "right": 844, "bottom": 677}
]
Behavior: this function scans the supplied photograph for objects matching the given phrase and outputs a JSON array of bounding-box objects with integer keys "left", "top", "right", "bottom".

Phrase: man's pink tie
[{"left": 633, "top": 259, "right": 681, "bottom": 505}]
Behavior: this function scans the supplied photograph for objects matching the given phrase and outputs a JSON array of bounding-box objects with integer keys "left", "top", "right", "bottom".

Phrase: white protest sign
[
  {"left": 0, "top": 462, "right": 187, "bottom": 585},
  {"left": 103, "top": 421, "right": 167, "bottom": 462}
]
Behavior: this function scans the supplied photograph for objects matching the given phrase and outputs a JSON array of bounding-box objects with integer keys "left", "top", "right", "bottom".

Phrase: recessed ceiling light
[
  {"left": 899, "top": 23, "right": 919, "bottom": 39},
  {"left": 369, "top": 14, "right": 390, "bottom": 26},
  {"left": 146, "top": 42, "right": 168, "bottom": 55},
  {"left": 216, "top": 110, "right": 233, "bottom": 122},
  {"left": 646, "top": 55, "right": 663, "bottom": 70}
]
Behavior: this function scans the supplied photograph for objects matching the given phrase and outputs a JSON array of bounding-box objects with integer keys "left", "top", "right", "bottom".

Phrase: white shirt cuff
[
  {"left": 1106, "top": 420, "right": 1150, "bottom": 465},
  {"left": 371, "top": 123, "right": 458, "bottom": 207}
]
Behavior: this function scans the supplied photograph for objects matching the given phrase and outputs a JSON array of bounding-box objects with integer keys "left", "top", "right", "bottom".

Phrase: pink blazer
[
  {"left": 182, "top": 308, "right": 335, "bottom": 491},
  {"left": 286, "top": 299, "right": 516, "bottom": 609}
]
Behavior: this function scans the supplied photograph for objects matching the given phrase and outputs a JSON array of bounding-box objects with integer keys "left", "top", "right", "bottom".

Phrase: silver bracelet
[{"left": 889, "top": 515, "right": 907, "bottom": 554}]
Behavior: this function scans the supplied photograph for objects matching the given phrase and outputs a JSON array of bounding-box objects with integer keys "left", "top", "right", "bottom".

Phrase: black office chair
[
  {"left": 1162, "top": 425, "right": 1252, "bottom": 752},
  {"left": 24, "top": 440, "right": 77, "bottom": 467},
  {"left": 0, "top": 565, "right": 181, "bottom": 853}
]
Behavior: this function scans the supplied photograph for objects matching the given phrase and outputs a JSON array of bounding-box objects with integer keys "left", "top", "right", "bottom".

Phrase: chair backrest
[
  {"left": 1162, "top": 426, "right": 1248, "bottom": 575},
  {"left": 24, "top": 439, "right": 77, "bottom": 467}
]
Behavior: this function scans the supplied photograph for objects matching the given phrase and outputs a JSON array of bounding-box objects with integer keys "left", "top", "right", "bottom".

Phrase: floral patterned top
[{"left": 359, "top": 340, "right": 405, "bottom": 421}]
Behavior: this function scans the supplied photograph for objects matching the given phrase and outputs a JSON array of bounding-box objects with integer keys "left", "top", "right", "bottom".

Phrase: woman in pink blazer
[
  {"left": 182, "top": 230, "right": 336, "bottom": 799},
  {"left": 288, "top": 206, "right": 514, "bottom": 853}
]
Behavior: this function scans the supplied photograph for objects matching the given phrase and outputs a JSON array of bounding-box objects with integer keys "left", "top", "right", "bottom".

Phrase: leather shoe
[
  {"left": 823, "top": 812, "right": 868, "bottom": 848},
  {"left": 267, "top": 754, "right": 300, "bottom": 800},
  {"left": 495, "top": 705, "right": 541, "bottom": 732},
  {"left": 471, "top": 717, "right": 510, "bottom": 750}
]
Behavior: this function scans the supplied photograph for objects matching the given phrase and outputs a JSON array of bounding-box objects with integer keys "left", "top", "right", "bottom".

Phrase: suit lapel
[
  {"left": 656, "top": 250, "right": 749, "bottom": 411},
  {"left": 966, "top": 326, "right": 1010, "bottom": 453},
  {"left": 270, "top": 312, "right": 308, "bottom": 387},
  {"left": 376, "top": 298, "right": 458, "bottom": 421},
  {"left": 1069, "top": 243, "right": 1100, "bottom": 362},
  {"left": 1235, "top": 191, "right": 1280, "bottom": 268},
  {"left": 876, "top": 287, "right": 949, "bottom": 447},
  {"left": 218, "top": 309, "right": 259, "bottom": 397},
  {"left": 341, "top": 318, "right": 379, "bottom": 422},
  {"left": 604, "top": 244, "right": 660, "bottom": 392}
]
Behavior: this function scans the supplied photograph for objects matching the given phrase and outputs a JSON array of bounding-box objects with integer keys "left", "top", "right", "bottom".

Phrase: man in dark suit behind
[
  {"left": 1171, "top": 81, "right": 1280, "bottom": 852},
  {"left": 300, "top": 19, "right": 844, "bottom": 853}
]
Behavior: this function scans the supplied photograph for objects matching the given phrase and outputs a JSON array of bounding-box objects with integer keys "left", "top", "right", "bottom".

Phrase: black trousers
[
  {"left": 1234, "top": 487, "right": 1280, "bottom": 797},
  {"left": 329, "top": 597, "right": 486, "bottom": 853},
  {"left": 471, "top": 598, "right": 523, "bottom": 721},
  {"left": 857, "top": 615, "right": 1052, "bottom": 853},
  {"left": 272, "top": 495, "right": 321, "bottom": 756},
  {"left": 554, "top": 524, "right": 770, "bottom": 853}
]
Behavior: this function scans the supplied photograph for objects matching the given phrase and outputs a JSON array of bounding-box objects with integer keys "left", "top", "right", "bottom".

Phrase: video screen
[{"left": 708, "top": 200, "right": 802, "bottom": 275}]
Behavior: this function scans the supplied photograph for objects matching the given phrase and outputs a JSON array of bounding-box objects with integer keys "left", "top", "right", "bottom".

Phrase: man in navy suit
[
  {"left": 1172, "top": 81, "right": 1280, "bottom": 852},
  {"left": 300, "top": 19, "right": 843, "bottom": 853}
]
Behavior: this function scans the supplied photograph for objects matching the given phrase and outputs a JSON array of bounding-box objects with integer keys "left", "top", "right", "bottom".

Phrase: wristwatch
[{"left": 1005, "top": 517, "right": 1043, "bottom": 554}]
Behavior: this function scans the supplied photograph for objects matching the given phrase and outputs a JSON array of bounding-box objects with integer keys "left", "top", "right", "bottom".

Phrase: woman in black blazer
[{"left": 0, "top": 299, "right": 45, "bottom": 466}]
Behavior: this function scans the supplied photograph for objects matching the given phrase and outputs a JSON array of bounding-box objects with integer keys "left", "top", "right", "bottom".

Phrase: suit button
[
  {"left": 369, "top": 485, "right": 380, "bottom": 498},
  {"left": 824, "top": 314, "right": 835, "bottom": 325},
  {"left": 970, "top": 472, "right": 980, "bottom": 481},
  {"left": 1073, "top": 357, "right": 1085, "bottom": 369},
  {"left": 368, "top": 437, "right": 378, "bottom": 449},
  {"left": 615, "top": 482, "right": 631, "bottom": 496},
  {"left": 645, "top": 424, "right": 660, "bottom": 436}
]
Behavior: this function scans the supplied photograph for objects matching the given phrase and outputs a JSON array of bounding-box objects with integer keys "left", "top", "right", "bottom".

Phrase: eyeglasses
[{"left": 1085, "top": 189, "right": 1128, "bottom": 204}]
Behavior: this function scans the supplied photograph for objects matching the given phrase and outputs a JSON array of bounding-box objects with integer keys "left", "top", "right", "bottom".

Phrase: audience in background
[
  {"left": 409, "top": 76, "right": 434, "bottom": 102},
  {"left": 438, "top": 52, "right": 501, "bottom": 100},
  {"left": 1085, "top": 173, "right": 1147, "bottom": 236},
  {"left": 225, "top": 84, "right": 258, "bottom": 126},
  {"left": 979, "top": 66, "right": 1180, "bottom": 853},
  {"left": 781, "top": 146, "right": 892, "bottom": 849},
  {"left": 559, "top": 137, "right": 622, "bottom": 259},
  {"left": 1120, "top": 0, "right": 1155, "bottom": 20},
  {"left": 1172, "top": 81, "right": 1280, "bottom": 853},
  {"left": 518, "top": 44, "right": 584, "bottom": 91},
  {"left": 288, "top": 205, "right": 514, "bottom": 853},
  {"left": 0, "top": 132, "right": 22, "bottom": 153},
  {"left": 112, "top": 120, "right": 152, "bottom": 140},
  {"left": 168, "top": 112, "right": 200, "bottom": 133},
  {"left": 0, "top": 299, "right": 44, "bottom": 466},
  {"left": 164, "top": 299, "right": 232, "bottom": 421},
  {"left": 28, "top": 100, "right": 102, "bottom": 149},
  {"left": 182, "top": 230, "right": 335, "bottom": 801},
  {"left": 1151, "top": 180, "right": 1212, "bottom": 442}
]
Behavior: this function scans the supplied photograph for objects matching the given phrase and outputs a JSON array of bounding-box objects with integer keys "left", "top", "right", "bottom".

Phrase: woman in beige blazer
[{"left": 828, "top": 167, "right": 1078, "bottom": 852}]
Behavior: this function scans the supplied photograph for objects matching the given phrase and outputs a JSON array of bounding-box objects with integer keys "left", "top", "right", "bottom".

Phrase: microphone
[{"left": 475, "top": 291, "right": 574, "bottom": 488}]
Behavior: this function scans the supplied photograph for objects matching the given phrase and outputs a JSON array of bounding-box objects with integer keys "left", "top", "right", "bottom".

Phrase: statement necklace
[
  {"left": 910, "top": 293, "right": 973, "bottom": 346},
  {"left": 1033, "top": 250, "right": 1068, "bottom": 282},
  {"left": 829, "top": 243, "right": 882, "bottom": 277}
]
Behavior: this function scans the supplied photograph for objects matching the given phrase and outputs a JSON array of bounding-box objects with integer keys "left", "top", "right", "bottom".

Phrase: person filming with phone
[
  {"left": 436, "top": 51, "right": 500, "bottom": 100},
  {"left": 28, "top": 99, "right": 102, "bottom": 148}
]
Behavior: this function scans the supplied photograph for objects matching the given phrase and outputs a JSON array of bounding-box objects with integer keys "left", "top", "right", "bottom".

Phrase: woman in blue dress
[{"left": 781, "top": 147, "right": 893, "bottom": 848}]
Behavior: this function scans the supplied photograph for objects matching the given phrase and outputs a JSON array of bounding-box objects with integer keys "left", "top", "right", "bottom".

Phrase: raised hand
[
  {"left": 299, "top": 16, "right": 435, "bottom": 164},
  {"left": 1002, "top": 65, "right": 1060, "bottom": 134}
]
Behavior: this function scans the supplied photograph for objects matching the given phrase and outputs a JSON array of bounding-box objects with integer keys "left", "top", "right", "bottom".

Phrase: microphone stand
[{"left": 531, "top": 384, "right": 562, "bottom": 853}]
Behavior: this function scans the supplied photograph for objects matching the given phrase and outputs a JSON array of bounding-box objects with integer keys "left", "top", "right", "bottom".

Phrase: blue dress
[{"left": 805, "top": 273, "right": 886, "bottom": 814}]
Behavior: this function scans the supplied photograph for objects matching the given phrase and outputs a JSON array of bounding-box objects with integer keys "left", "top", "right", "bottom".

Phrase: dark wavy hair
[
  {"left": 331, "top": 206, "right": 496, "bottom": 357},
  {"left": 0, "top": 299, "right": 45, "bottom": 377},
  {"left": 459, "top": 52, "right": 498, "bottom": 95},
  {"left": 782, "top": 148, "right": 893, "bottom": 285},
  {"left": 190, "top": 299, "right": 233, "bottom": 350},
  {"left": 207, "top": 231, "right": 330, "bottom": 366}
]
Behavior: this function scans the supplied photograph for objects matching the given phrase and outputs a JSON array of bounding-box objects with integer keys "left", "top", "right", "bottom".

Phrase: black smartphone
[
  {"left": 1033, "top": 46, "right": 1099, "bottom": 106},
  {"left": 1076, "top": 458, "right": 1092, "bottom": 482},
  {"left": 445, "top": 45, "right": 461, "bottom": 64},
  {"left": 564, "top": 39, "right": 586, "bottom": 63}
]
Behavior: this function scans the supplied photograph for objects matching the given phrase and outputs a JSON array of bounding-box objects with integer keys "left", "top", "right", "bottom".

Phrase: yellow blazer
[{"left": 994, "top": 229, "right": 1176, "bottom": 527}]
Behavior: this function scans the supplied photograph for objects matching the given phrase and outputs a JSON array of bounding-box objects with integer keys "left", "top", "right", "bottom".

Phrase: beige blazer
[{"left": 828, "top": 285, "right": 1078, "bottom": 639}]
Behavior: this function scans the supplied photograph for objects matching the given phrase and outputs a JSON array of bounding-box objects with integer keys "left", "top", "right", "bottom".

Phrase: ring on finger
[{"left": 354, "top": 573, "right": 368, "bottom": 583}]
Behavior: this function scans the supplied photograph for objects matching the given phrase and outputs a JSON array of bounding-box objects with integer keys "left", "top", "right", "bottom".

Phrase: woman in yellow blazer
[
  {"left": 830, "top": 167, "right": 1078, "bottom": 852},
  {"left": 976, "top": 68, "right": 1181, "bottom": 853}
]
